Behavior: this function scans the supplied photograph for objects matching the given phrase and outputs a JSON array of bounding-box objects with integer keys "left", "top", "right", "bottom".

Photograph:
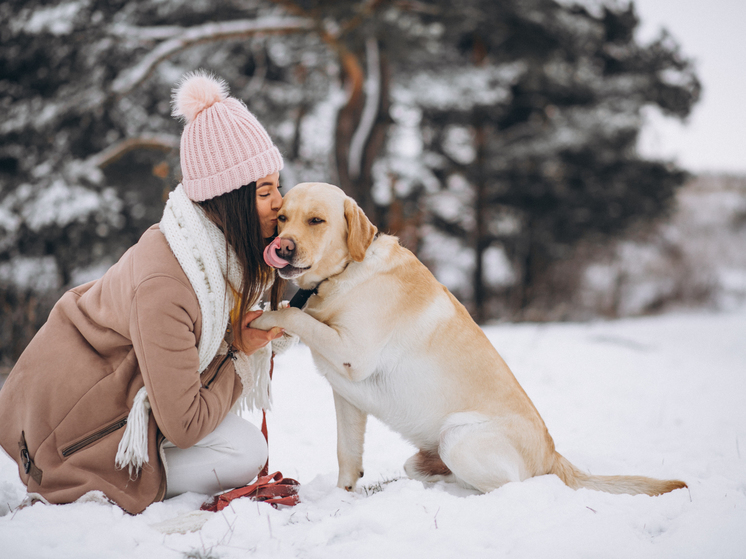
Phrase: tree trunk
[
  {"left": 472, "top": 122, "right": 488, "bottom": 324},
  {"left": 507, "top": 216, "right": 532, "bottom": 317},
  {"left": 334, "top": 38, "right": 389, "bottom": 219}
]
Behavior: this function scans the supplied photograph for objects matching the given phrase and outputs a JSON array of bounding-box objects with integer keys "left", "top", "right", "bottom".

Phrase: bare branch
[
  {"left": 348, "top": 38, "right": 381, "bottom": 181},
  {"left": 84, "top": 134, "right": 180, "bottom": 169},
  {"left": 246, "top": 38, "right": 268, "bottom": 96},
  {"left": 393, "top": 1, "right": 441, "bottom": 15},
  {"left": 109, "top": 23, "right": 188, "bottom": 41},
  {"left": 111, "top": 17, "right": 314, "bottom": 96}
]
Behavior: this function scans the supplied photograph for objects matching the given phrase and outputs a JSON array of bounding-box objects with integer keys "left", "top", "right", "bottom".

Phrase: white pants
[{"left": 163, "top": 413, "right": 268, "bottom": 498}]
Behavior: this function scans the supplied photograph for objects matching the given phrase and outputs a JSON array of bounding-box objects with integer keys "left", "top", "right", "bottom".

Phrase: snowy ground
[{"left": 1, "top": 307, "right": 745, "bottom": 559}]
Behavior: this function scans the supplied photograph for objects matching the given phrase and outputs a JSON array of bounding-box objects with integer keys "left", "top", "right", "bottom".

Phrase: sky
[{"left": 632, "top": 0, "right": 746, "bottom": 175}]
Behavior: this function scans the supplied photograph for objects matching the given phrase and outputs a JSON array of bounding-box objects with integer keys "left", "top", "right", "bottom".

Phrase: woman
[{"left": 0, "top": 71, "right": 291, "bottom": 514}]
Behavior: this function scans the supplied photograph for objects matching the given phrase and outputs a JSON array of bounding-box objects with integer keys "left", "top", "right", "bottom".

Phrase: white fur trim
[
  {"left": 16, "top": 492, "right": 50, "bottom": 510},
  {"left": 75, "top": 490, "right": 115, "bottom": 506}
]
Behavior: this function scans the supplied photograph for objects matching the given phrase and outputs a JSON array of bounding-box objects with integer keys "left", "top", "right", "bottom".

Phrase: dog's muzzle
[{"left": 264, "top": 237, "right": 309, "bottom": 279}]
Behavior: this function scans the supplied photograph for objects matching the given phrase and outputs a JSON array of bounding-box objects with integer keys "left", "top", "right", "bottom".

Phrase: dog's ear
[{"left": 344, "top": 197, "right": 378, "bottom": 262}]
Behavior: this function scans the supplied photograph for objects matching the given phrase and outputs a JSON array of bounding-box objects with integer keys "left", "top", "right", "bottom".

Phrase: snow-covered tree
[
  {"left": 368, "top": 0, "right": 700, "bottom": 320},
  {"left": 0, "top": 0, "right": 699, "bottom": 364},
  {"left": 0, "top": 0, "right": 333, "bottom": 364}
]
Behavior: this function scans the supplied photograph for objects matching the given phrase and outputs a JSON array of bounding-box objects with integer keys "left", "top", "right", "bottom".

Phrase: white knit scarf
[{"left": 115, "top": 184, "right": 276, "bottom": 477}]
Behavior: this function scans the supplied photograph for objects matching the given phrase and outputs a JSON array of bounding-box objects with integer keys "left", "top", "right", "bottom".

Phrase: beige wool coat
[{"left": 0, "top": 225, "right": 243, "bottom": 514}]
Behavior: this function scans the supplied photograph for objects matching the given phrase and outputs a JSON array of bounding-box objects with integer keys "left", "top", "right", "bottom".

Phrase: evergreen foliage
[{"left": 0, "top": 0, "right": 700, "bottom": 363}]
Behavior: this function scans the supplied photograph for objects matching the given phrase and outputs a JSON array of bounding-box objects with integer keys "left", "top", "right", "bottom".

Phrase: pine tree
[
  {"left": 369, "top": 0, "right": 700, "bottom": 320},
  {"left": 0, "top": 0, "right": 700, "bottom": 364}
]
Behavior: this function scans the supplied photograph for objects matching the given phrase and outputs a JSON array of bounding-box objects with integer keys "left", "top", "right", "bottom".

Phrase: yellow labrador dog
[{"left": 252, "top": 182, "right": 686, "bottom": 496}]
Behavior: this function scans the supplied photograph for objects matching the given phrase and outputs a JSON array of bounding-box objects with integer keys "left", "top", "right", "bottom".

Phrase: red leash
[
  {"left": 201, "top": 353, "right": 300, "bottom": 510},
  {"left": 258, "top": 353, "right": 273, "bottom": 478},
  {"left": 201, "top": 471, "right": 300, "bottom": 511}
]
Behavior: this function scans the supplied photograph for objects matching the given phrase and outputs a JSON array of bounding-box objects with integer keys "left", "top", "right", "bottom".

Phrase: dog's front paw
[
  {"left": 337, "top": 469, "right": 364, "bottom": 492},
  {"left": 250, "top": 309, "right": 287, "bottom": 331}
]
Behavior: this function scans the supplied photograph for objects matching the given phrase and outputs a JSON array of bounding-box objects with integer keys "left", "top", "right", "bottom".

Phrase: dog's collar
[
  {"left": 288, "top": 255, "right": 363, "bottom": 309},
  {"left": 288, "top": 287, "right": 316, "bottom": 309},
  {"left": 287, "top": 275, "right": 331, "bottom": 309}
]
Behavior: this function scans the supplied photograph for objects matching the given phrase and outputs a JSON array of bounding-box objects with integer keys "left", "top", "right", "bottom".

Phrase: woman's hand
[{"left": 233, "top": 309, "right": 284, "bottom": 356}]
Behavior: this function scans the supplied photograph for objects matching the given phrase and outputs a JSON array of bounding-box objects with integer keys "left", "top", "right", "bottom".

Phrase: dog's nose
[{"left": 278, "top": 237, "right": 295, "bottom": 254}]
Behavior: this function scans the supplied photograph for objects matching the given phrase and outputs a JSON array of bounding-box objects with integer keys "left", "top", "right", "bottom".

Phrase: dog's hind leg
[
  {"left": 404, "top": 449, "right": 456, "bottom": 483},
  {"left": 438, "top": 412, "right": 529, "bottom": 493}
]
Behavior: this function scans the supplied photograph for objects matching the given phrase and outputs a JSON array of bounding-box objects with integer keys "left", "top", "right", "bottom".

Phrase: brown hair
[{"left": 198, "top": 182, "right": 285, "bottom": 345}]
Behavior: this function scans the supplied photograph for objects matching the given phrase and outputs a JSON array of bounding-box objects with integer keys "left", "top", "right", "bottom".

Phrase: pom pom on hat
[
  {"left": 171, "top": 69, "right": 284, "bottom": 201},
  {"left": 172, "top": 71, "right": 229, "bottom": 124}
]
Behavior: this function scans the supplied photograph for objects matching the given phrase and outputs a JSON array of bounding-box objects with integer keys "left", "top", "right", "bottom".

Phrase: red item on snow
[
  {"left": 200, "top": 471, "right": 300, "bottom": 511},
  {"left": 200, "top": 353, "right": 300, "bottom": 512}
]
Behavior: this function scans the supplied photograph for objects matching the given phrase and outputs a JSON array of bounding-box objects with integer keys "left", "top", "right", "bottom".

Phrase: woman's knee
[
  {"left": 206, "top": 414, "right": 267, "bottom": 481},
  {"left": 234, "top": 420, "right": 268, "bottom": 475}
]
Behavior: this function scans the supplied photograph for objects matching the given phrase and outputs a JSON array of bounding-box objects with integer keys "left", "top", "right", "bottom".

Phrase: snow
[
  {"left": 442, "top": 125, "right": 477, "bottom": 165},
  {"left": 482, "top": 245, "right": 515, "bottom": 287},
  {"left": 393, "top": 65, "right": 522, "bottom": 111},
  {"left": 419, "top": 229, "right": 475, "bottom": 295},
  {"left": 23, "top": 2, "right": 84, "bottom": 36},
  {"left": 1, "top": 180, "right": 125, "bottom": 236},
  {"left": 2, "top": 306, "right": 745, "bottom": 558},
  {"left": 579, "top": 176, "right": 746, "bottom": 316},
  {"left": 0, "top": 204, "right": 21, "bottom": 249},
  {"left": 0, "top": 255, "right": 59, "bottom": 292},
  {"left": 110, "top": 18, "right": 315, "bottom": 95},
  {"left": 298, "top": 90, "right": 345, "bottom": 162}
]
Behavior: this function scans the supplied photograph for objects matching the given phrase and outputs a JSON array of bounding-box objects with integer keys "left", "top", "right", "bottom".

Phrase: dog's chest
[
  {"left": 312, "top": 353, "right": 396, "bottom": 403},
  {"left": 310, "top": 350, "right": 443, "bottom": 444}
]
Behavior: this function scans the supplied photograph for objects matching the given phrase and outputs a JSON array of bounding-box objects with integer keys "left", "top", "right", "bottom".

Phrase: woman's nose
[{"left": 272, "top": 190, "right": 283, "bottom": 210}]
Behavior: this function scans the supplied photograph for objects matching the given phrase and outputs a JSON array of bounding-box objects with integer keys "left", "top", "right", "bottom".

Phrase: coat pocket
[{"left": 60, "top": 415, "right": 128, "bottom": 458}]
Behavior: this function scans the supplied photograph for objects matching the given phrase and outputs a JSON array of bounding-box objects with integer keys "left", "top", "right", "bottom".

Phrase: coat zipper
[
  {"left": 61, "top": 417, "right": 128, "bottom": 458},
  {"left": 204, "top": 350, "right": 234, "bottom": 389},
  {"left": 61, "top": 353, "right": 233, "bottom": 460}
]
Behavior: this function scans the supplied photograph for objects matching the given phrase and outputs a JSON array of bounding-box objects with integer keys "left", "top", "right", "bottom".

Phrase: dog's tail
[{"left": 550, "top": 452, "right": 687, "bottom": 496}]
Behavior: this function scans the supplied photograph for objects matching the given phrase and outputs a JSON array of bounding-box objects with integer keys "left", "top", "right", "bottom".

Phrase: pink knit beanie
[{"left": 171, "top": 70, "right": 284, "bottom": 202}]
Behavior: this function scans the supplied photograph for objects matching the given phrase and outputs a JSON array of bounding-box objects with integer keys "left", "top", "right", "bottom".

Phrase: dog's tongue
[{"left": 264, "top": 237, "right": 290, "bottom": 268}]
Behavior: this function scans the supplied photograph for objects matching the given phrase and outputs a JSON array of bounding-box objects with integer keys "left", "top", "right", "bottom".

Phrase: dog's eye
[
  {"left": 309, "top": 217, "right": 325, "bottom": 225},
  {"left": 277, "top": 215, "right": 287, "bottom": 222}
]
